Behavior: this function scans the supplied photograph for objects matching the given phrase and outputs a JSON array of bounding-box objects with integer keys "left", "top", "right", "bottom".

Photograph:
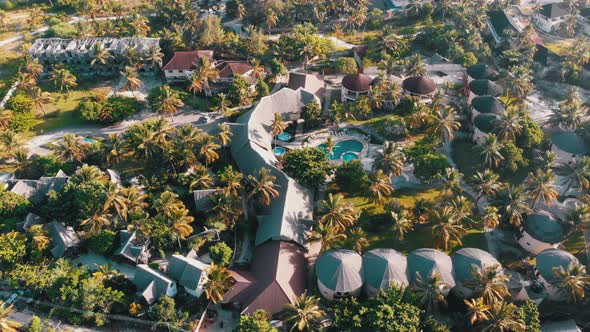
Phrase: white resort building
[
  {"left": 535, "top": 248, "right": 581, "bottom": 301},
  {"left": 516, "top": 211, "right": 567, "bottom": 255},
  {"left": 532, "top": 3, "right": 569, "bottom": 33},
  {"left": 341, "top": 73, "right": 373, "bottom": 102},
  {"left": 316, "top": 249, "right": 364, "bottom": 300}
]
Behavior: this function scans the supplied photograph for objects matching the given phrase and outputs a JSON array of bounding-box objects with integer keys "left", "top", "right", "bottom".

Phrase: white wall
[
  {"left": 551, "top": 145, "right": 578, "bottom": 164},
  {"left": 516, "top": 228, "right": 560, "bottom": 255},
  {"left": 473, "top": 127, "right": 488, "bottom": 145},
  {"left": 318, "top": 279, "right": 362, "bottom": 301}
]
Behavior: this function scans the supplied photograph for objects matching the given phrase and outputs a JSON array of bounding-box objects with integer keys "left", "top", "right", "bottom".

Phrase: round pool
[
  {"left": 274, "top": 146, "right": 287, "bottom": 156},
  {"left": 342, "top": 152, "right": 359, "bottom": 162},
  {"left": 277, "top": 132, "right": 292, "bottom": 141},
  {"left": 317, "top": 139, "right": 364, "bottom": 161}
]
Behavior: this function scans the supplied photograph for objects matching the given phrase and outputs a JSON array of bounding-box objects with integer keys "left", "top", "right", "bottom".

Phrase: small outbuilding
[
  {"left": 133, "top": 265, "right": 178, "bottom": 304},
  {"left": 167, "top": 254, "right": 210, "bottom": 298},
  {"left": 535, "top": 248, "right": 581, "bottom": 301},
  {"left": 452, "top": 248, "right": 503, "bottom": 298},
  {"left": 341, "top": 73, "right": 373, "bottom": 102},
  {"left": 316, "top": 249, "right": 363, "bottom": 300},
  {"left": 407, "top": 248, "right": 455, "bottom": 295},
  {"left": 362, "top": 248, "right": 408, "bottom": 297},
  {"left": 516, "top": 212, "right": 567, "bottom": 255}
]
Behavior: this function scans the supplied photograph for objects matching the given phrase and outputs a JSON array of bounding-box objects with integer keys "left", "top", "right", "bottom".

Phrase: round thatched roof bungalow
[
  {"left": 467, "top": 63, "right": 499, "bottom": 81},
  {"left": 468, "top": 79, "right": 503, "bottom": 97},
  {"left": 362, "top": 249, "right": 408, "bottom": 297},
  {"left": 470, "top": 96, "right": 506, "bottom": 121},
  {"left": 516, "top": 211, "right": 567, "bottom": 255},
  {"left": 341, "top": 73, "right": 373, "bottom": 103},
  {"left": 535, "top": 248, "right": 581, "bottom": 301},
  {"left": 473, "top": 113, "right": 499, "bottom": 145},
  {"left": 316, "top": 249, "right": 364, "bottom": 300},
  {"left": 452, "top": 248, "right": 504, "bottom": 298},
  {"left": 402, "top": 76, "right": 437, "bottom": 99},
  {"left": 407, "top": 248, "right": 455, "bottom": 296}
]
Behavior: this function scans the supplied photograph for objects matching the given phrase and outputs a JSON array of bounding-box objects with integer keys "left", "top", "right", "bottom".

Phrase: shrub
[
  {"left": 335, "top": 57, "right": 358, "bottom": 74},
  {"left": 7, "top": 94, "right": 35, "bottom": 131},
  {"left": 283, "top": 147, "right": 333, "bottom": 188},
  {"left": 47, "top": 22, "right": 79, "bottom": 38},
  {"left": 26, "top": 316, "right": 44, "bottom": 332},
  {"left": 0, "top": 188, "right": 31, "bottom": 220},
  {"left": 302, "top": 100, "right": 322, "bottom": 129},
  {"left": 16, "top": 154, "right": 69, "bottom": 179},
  {"left": 87, "top": 230, "right": 116, "bottom": 255},
  {"left": 256, "top": 80, "right": 270, "bottom": 97},
  {"left": 335, "top": 160, "right": 370, "bottom": 193},
  {"left": 209, "top": 242, "right": 233, "bottom": 267},
  {"left": 78, "top": 96, "right": 139, "bottom": 124}
]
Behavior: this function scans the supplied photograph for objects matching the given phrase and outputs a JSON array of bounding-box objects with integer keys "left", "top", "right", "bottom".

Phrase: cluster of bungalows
[
  {"left": 29, "top": 37, "right": 162, "bottom": 76},
  {"left": 340, "top": 72, "right": 437, "bottom": 104},
  {"left": 162, "top": 50, "right": 258, "bottom": 96},
  {"left": 315, "top": 246, "right": 584, "bottom": 303}
]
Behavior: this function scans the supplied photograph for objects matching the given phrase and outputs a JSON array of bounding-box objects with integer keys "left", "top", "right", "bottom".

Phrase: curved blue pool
[
  {"left": 277, "top": 132, "right": 292, "bottom": 141},
  {"left": 342, "top": 152, "right": 359, "bottom": 162},
  {"left": 274, "top": 146, "right": 287, "bottom": 156},
  {"left": 318, "top": 139, "right": 364, "bottom": 161}
]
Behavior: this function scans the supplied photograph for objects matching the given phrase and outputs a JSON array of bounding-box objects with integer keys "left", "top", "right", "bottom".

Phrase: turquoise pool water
[
  {"left": 277, "top": 132, "right": 292, "bottom": 141},
  {"left": 83, "top": 137, "right": 97, "bottom": 144},
  {"left": 342, "top": 152, "right": 359, "bottom": 162},
  {"left": 274, "top": 146, "right": 287, "bottom": 156},
  {"left": 318, "top": 139, "right": 364, "bottom": 160}
]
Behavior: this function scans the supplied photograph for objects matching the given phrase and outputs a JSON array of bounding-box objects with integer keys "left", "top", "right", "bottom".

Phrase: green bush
[
  {"left": 209, "top": 242, "right": 233, "bottom": 267},
  {"left": 283, "top": 147, "right": 334, "bottom": 188},
  {"left": 335, "top": 57, "right": 358, "bottom": 74},
  {"left": 335, "top": 160, "right": 369, "bottom": 193},
  {"left": 26, "top": 316, "right": 43, "bottom": 332},
  {"left": 16, "top": 154, "right": 69, "bottom": 180},
  {"left": 87, "top": 230, "right": 116, "bottom": 255},
  {"left": 0, "top": 188, "right": 31, "bottom": 220},
  {"left": 78, "top": 96, "right": 139, "bottom": 124}
]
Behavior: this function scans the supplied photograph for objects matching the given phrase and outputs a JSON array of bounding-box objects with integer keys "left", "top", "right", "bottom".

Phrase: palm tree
[
  {"left": 468, "top": 264, "right": 510, "bottom": 306},
  {"left": 406, "top": 54, "right": 427, "bottom": 77},
  {"left": 81, "top": 212, "right": 112, "bottom": 234},
  {"left": 121, "top": 66, "right": 142, "bottom": 96},
  {"left": 464, "top": 297, "right": 490, "bottom": 326},
  {"left": 372, "top": 141, "right": 406, "bottom": 177},
  {"left": 323, "top": 136, "right": 336, "bottom": 158},
  {"left": 50, "top": 67, "right": 77, "bottom": 92},
  {"left": 130, "top": 13, "right": 150, "bottom": 37},
  {"left": 153, "top": 85, "right": 184, "bottom": 121},
  {"left": 547, "top": 88, "right": 588, "bottom": 130},
  {"left": 431, "top": 206, "right": 466, "bottom": 251},
  {"left": 169, "top": 206, "right": 195, "bottom": 245},
  {"left": 482, "top": 206, "right": 501, "bottom": 231},
  {"left": 29, "top": 87, "right": 51, "bottom": 116},
  {"left": 318, "top": 193, "right": 358, "bottom": 232},
  {"left": 90, "top": 44, "right": 112, "bottom": 67},
  {"left": 552, "top": 263, "right": 590, "bottom": 304},
  {"left": 23, "top": 57, "right": 44, "bottom": 80},
  {"left": 265, "top": 8, "right": 278, "bottom": 34},
  {"left": 0, "top": 130, "right": 22, "bottom": 158},
  {"left": 312, "top": 224, "right": 347, "bottom": 253},
  {"left": 390, "top": 210, "right": 414, "bottom": 241},
  {"left": 199, "top": 138, "right": 221, "bottom": 167},
  {"left": 54, "top": 134, "right": 88, "bottom": 162},
  {"left": 0, "top": 301, "right": 22, "bottom": 332},
  {"left": 429, "top": 107, "right": 460, "bottom": 145},
  {"left": 146, "top": 46, "right": 164, "bottom": 69},
  {"left": 368, "top": 170, "right": 394, "bottom": 206},
  {"left": 282, "top": 293, "right": 326, "bottom": 332},
  {"left": 188, "top": 57, "right": 219, "bottom": 97},
  {"left": 120, "top": 186, "right": 149, "bottom": 212},
  {"left": 271, "top": 113, "right": 288, "bottom": 147},
  {"left": 554, "top": 157, "right": 590, "bottom": 194},
  {"left": 188, "top": 164, "right": 214, "bottom": 190},
  {"left": 247, "top": 167, "right": 280, "bottom": 206},
  {"left": 493, "top": 184, "right": 533, "bottom": 226},
  {"left": 414, "top": 272, "right": 448, "bottom": 314},
  {"left": 29, "top": 224, "right": 50, "bottom": 251},
  {"left": 103, "top": 183, "right": 130, "bottom": 222},
  {"left": 497, "top": 111, "right": 522, "bottom": 142},
  {"left": 204, "top": 263, "right": 234, "bottom": 303},
  {"left": 524, "top": 169, "right": 558, "bottom": 208},
  {"left": 348, "top": 228, "right": 369, "bottom": 254},
  {"left": 215, "top": 93, "right": 230, "bottom": 117},
  {"left": 71, "top": 164, "right": 107, "bottom": 183},
  {"left": 471, "top": 170, "right": 501, "bottom": 203},
  {"left": 480, "top": 302, "right": 525, "bottom": 332},
  {"left": 436, "top": 168, "right": 463, "bottom": 201},
  {"left": 250, "top": 59, "right": 265, "bottom": 81},
  {"left": 480, "top": 134, "right": 505, "bottom": 169},
  {"left": 217, "top": 123, "right": 233, "bottom": 148}
]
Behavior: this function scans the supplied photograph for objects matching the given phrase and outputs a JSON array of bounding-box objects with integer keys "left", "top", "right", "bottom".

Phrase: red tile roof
[
  {"left": 216, "top": 61, "right": 253, "bottom": 78},
  {"left": 223, "top": 241, "right": 307, "bottom": 315},
  {"left": 162, "top": 51, "right": 214, "bottom": 70}
]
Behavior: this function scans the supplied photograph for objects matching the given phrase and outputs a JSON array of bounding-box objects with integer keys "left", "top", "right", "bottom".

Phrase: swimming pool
[
  {"left": 342, "top": 152, "right": 359, "bottom": 162},
  {"left": 274, "top": 146, "right": 287, "bottom": 156},
  {"left": 277, "top": 132, "right": 292, "bottom": 141},
  {"left": 82, "top": 137, "right": 97, "bottom": 144},
  {"left": 318, "top": 139, "right": 364, "bottom": 161}
]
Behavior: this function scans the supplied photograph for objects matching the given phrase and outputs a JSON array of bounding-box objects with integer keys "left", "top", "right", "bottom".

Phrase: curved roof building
[
  {"left": 517, "top": 211, "right": 567, "bottom": 255},
  {"left": 471, "top": 96, "right": 506, "bottom": 116},
  {"left": 407, "top": 248, "right": 455, "bottom": 292},
  {"left": 469, "top": 79, "right": 503, "bottom": 97},
  {"left": 536, "top": 248, "right": 580, "bottom": 284},
  {"left": 316, "top": 249, "right": 364, "bottom": 300},
  {"left": 402, "top": 76, "right": 437, "bottom": 96},
  {"left": 452, "top": 248, "right": 503, "bottom": 298},
  {"left": 342, "top": 73, "right": 373, "bottom": 92},
  {"left": 467, "top": 64, "right": 499, "bottom": 80},
  {"left": 362, "top": 249, "right": 408, "bottom": 296}
]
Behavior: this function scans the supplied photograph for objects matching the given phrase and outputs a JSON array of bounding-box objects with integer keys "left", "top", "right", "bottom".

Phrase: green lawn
[{"left": 340, "top": 187, "right": 487, "bottom": 254}]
